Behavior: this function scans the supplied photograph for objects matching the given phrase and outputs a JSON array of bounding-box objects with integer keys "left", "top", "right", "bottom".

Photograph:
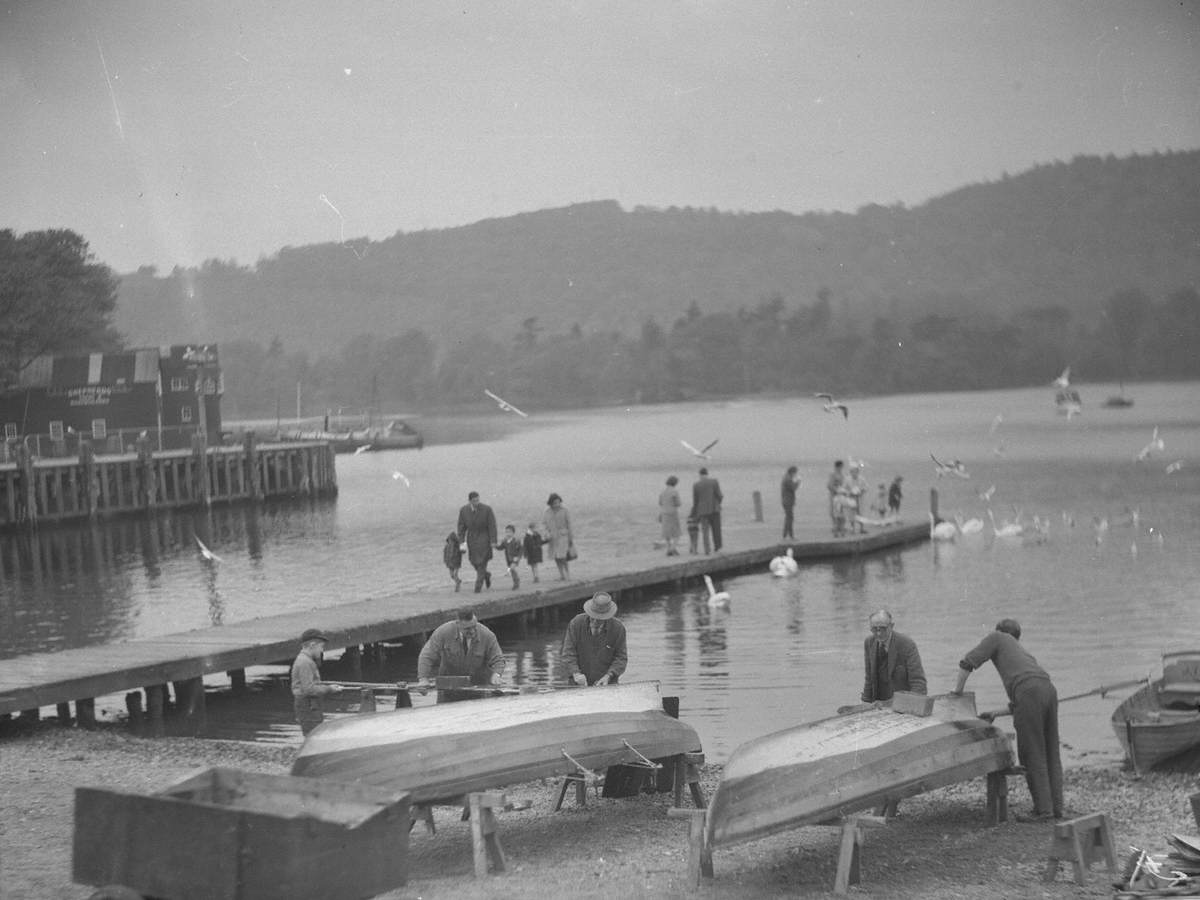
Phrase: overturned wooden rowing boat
[
  {"left": 292, "top": 681, "right": 701, "bottom": 804},
  {"left": 705, "top": 692, "right": 1014, "bottom": 848},
  {"left": 1112, "top": 651, "right": 1200, "bottom": 773}
]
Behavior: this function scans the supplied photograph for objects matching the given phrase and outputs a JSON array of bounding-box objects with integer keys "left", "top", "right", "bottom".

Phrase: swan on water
[
  {"left": 955, "top": 513, "right": 984, "bottom": 535},
  {"left": 769, "top": 547, "right": 799, "bottom": 577},
  {"left": 1136, "top": 427, "right": 1163, "bottom": 462},
  {"left": 703, "top": 574, "right": 731, "bottom": 606},
  {"left": 988, "top": 509, "right": 1023, "bottom": 538},
  {"left": 929, "top": 513, "right": 958, "bottom": 542}
]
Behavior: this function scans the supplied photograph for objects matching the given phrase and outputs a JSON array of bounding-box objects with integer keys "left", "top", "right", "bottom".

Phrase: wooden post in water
[
  {"left": 136, "top": 432, "right": 155, "bottom": 509},
  {"left": 930, "top": 487, "right": 939, "bottom": 521},
  {"left": 752, "top": 490, "right": 763, "bottom": 522},
  {"left": 80, "top": 441, "right": 98, "bottom": 519},
  {"left": 244, "top": 432, "right": 263, "bottom": 500},
  {"left": 19, "top": 443, "right": 37, "bottom": 525}
]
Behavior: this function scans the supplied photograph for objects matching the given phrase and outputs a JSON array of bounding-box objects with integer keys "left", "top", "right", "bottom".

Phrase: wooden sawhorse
[
  {"left": 673, "top": 751, "right": 707, "bottom": 809},
  {"left": 985, "top": 765, "right": 1026, "bottom": 825},
  {"left": 1044, "top": 812, "right": 1118, "bottom": 885},
  {"left": 468, "top": 792, "right": 510, "bottom": 878},
  {"left": 833, "top": 814, "right": 889, "bottom": 894}
]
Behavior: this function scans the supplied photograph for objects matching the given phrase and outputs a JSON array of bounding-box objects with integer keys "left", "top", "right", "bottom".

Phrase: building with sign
[{"left": 0, "top": 345, "right": 223, "bottom": 452}]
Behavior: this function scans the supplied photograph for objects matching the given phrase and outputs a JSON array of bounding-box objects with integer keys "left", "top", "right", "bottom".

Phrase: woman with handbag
[{"left": 541, "top": 492, "right": 575, "bottom": 580}]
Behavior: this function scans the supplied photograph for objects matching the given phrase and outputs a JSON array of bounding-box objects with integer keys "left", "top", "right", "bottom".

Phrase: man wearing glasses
[{"left": 860, "top": 609, "right": 927, "bottom": 704}]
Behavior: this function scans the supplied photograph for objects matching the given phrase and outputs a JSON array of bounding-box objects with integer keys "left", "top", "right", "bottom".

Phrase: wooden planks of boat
[
  {"left": 291, "top": 681, "right": 700, "bottom": 804},
  {"left": 705, "top": 692, "right": 1014, "bottom": 849},
  {"left": 1112, "top": 651, "right": 1200, "bottom": 773}
]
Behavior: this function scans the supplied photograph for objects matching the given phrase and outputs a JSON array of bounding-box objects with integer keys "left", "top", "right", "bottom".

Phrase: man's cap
[
  {"left": 300, "top": 628, "right": 328, "bottom": 643},
  {"left": 583, "top": 591, "right": 618, "bottom": 620}
]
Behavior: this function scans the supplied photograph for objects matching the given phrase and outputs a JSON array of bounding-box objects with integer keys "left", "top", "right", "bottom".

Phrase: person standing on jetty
[
  {"left": 692, "top": 467, "right": 723, "bottom": 553},
  {"left": 781, "top": 465, "right": 800, "bottom": 539},
  {"left": 951, "top": 618, "right": 1064, "bottom": 822},
  {"left": 542, "top": 492, "right": 574, "bottom": 579},
  {"left": 418, "top": 609, "right": 505, "bottom": 702},
  {"left": 522, "top": 521, "right": 545, "bottom": 583},
  {"left": 496, "top": 524, "right": 523, "bottom": 589},
  {"left": 457, "top": 491, "right": 498, "bottom": 593},
  {"left": 561, "top": 592, "right": 628, "bottom": 687},
  {"left": 888, "top": 475, "right": 904, "bottom": 516},
  {"left": 826, "top": 460, "right": 846, "bottom": 536},
  {"left": 860, "top": 610, "right": 926, "bottom": 704},
  {"left": 291, "top": 628, "right": 341, "bottom": 736},
  {"left": 658, "top": 475, "right": 682, "bottom": 556}
]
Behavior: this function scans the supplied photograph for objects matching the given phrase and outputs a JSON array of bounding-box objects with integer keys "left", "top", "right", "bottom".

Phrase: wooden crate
[{"left": 74, "top": 767, "right": 409, "bottom": 900}]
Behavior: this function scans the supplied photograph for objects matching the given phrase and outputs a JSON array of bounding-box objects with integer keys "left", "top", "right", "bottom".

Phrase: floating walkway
[{"left": 0, "top": 521, "right": 928, "bottom": 729}]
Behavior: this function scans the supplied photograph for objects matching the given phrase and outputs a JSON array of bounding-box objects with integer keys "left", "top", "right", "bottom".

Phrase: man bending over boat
[
  {"left": 291, "top": 628, "right": 342, "bottom": 735},
  {"left": 561, "top": 592, "right": 628, "bottom": 687},
  {"left": 417, "top": 609, "right": 505, "bottom": 702},
  {"left": 951, "top": 618, "right": 1064, "bottom": 822},
  {"left": 861, "top": 609, "right": 926, "bottom": 704}
]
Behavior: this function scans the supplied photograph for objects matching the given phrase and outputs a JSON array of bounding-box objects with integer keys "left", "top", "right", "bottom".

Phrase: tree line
[{"left": 216, "top": 285, "right": 1200, "bottom": 419}]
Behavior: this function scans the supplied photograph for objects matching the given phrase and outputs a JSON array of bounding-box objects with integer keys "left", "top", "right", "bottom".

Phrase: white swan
[
  {"left": 988, "top": 509, "right": 1023, "bottom": 538},
  {"left": 1052, "top": 366, "right": 1071, "bottom": 389},
  {"left": 955, "top": 513, "right": 984, "bottom": 535},
  {"left": 703, "top": 574, "right": 731, "bottom": 606},
  {"left": 769, "top": 547, "right": 799, "bottom": 577},
  {"left": 929, "top": 512, "right": 958, "bottom": 542}
]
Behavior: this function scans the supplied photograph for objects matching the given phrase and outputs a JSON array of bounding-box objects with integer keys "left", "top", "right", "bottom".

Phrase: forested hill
[{"left": 116, "top": 149, "right": 1200, "bottom": 356}]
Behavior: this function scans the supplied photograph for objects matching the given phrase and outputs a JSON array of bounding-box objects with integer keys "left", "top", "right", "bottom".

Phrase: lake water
[{"left": 2, "top": 382, "right": 1198, "bottom": 765}]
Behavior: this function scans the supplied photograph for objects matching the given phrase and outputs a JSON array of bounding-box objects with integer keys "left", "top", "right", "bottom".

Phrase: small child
[
  {"left": 442, "top": 531, "right": 463, "bottom": 592},
  {"left": 522, "top": 522, "right": 545, "bottom": 583},
  {"left": 496, "top": 524, "right": 523, "bottom": 590},
  {"left": 686, "top": 511, "right": 700, "bottom": 555}
]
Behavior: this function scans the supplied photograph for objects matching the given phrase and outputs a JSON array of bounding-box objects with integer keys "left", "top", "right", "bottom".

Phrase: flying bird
[
  {"left": 814, "top": 393, "right": 849, "bottom": 418},
  {"left": 1092, "top": 515, "right": 1109, "bottom": 545},
  {"left": 1136, "top": 427, "right": 1164, "bottom": 462},
  {"left": 681, "top": 439, "right": 719, "bottom": 459},
  {"left": 484, "top": 389, "right": 528, "bottom": 417},
  {"left": 977, "top": 484, "right": 996, "bottom": 503},
  {"left": 391, "top": 471, "right": 411, "bottom": 487},
  {"left": 1165, "top": 460, "right": 1184, "bottom": 474},
  {"left": 353, "top": 443, "right": 372, "bottom": 455},
  {"left": 195, "top": 536, "right": 222, "bottom": 563},
  {"left": 702, "top": 574, "right": 731, "bottom": 607},
  {"left": 931, "top": 453, "right": 970, "bottom": 479},
  {"left": 1052, "top": 367, "right": 1071, "bottom": 389}
]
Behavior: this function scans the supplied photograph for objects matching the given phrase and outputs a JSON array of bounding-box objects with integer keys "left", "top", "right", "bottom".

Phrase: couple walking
[
  {"left": 454, "top": 490, "right": 575, "bottom": 592},
  {"left": 659, "top": 467, "right": 723, "bottom": 555}
]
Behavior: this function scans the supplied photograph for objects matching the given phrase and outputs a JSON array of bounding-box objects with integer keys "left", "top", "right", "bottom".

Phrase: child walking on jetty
[
  {"left": 442, "top": 531, "right": 463, "bottom": 592},
  {"left": 522, "top": 522, "right": 545, "bottom": 583},
  {"left": 686, "top": 509, "right": 700, "bottom": 555},
  {"left": 497, "top": 524, "right": 524, "bottom": 589}
]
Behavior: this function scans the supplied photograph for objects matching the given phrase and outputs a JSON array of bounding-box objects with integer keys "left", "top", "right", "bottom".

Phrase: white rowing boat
[
  {"left": 706, "top": 692, "right": 1014, "bottom": 848},
  {"left": 292, "top": 681, "right": 701, "bottom": 804}
]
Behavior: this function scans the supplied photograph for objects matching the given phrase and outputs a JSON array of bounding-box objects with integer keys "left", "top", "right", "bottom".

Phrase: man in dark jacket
[
  {"left": 417, "top": 610, "right": 505, "bottom": 702},
  {"left": 860, "top": 609, "right": 927, "bottom": 703},
  {"left": 457, "top": 490, "right": 498, "bottom": 593},
  {"left": 692, "top": 467, "right": 724, "bottom": 554},
  {"left": 781, "top": 466, "right": 799, "bottom": 539},
  {"left": 561, "top": 592, "right": 628, "bottom": 686}
]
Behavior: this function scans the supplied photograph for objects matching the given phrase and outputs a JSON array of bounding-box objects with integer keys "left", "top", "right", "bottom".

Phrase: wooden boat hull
[
  {"left": 706, "top": 694, "right": 1014, "bottom": 848},
  {"left": 1112, "top": 681, "right": 1200, "bottom": 773},
  {"left": 292, "top": 681, "right": 700, "bottom": 804}
]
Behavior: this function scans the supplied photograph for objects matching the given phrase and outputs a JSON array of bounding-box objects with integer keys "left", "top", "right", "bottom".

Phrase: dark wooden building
[{"left": 1, "top": 345, "right": 223, "bottom": 453}]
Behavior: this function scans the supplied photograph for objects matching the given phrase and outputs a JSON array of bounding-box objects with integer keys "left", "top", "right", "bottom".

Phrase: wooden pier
[
  {"left": 0, "top": 522, "right": 928, "bottom": 732},
  {"left": 0, "top": 435, "right": 337, "bottom": 528}
]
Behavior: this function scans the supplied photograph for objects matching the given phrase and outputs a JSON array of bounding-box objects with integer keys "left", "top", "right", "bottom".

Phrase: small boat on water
[
  {"left": 1112, "top": 651, "right": 1200, "bottom": 773},
  {"left": 292, "top": 681, "right": 700, "bottom": 804},
  {"left": 705, "top": 692, "right": 1014, "bottom": 848},
  {"left": 280, "top": 418, "right": 424, "bottom": 453}
]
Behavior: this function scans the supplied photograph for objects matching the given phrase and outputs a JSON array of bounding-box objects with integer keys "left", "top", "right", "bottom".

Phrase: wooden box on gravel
[{"left": 73, "top": 767, "right": 409, "bottom": 900}]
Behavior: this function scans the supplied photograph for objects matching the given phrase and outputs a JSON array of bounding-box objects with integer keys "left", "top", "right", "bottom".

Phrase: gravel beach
[{"left": 1, "top": 722, "right": 1196, "bottom": 900}]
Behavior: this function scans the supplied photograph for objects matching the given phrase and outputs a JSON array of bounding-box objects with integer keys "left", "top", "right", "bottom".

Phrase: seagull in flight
[
  {"left": 195, "top": 536, "right": 222, "bottom": 563},
  {"left": 1165, "top": 460, "right": 1184, "bottom": 474},
  {"left": 931, "top": 453, "right": 970, "bottom": 479},
  {"left": 1136, "top": 427, "right": 1164, "bottom": 462},
  {"left": 353, "top": 443, "right": 372, "bottom": 455},
  {"left": 681, "top": 439, "right": 719, "bottom": 459},
  {"left": 814, "top": 393, "right": 849, "bottom": 418},
  {"left": 391, "top": 471, "right": 411, "bottom": 487},
  {"left": 484, "top": 389, "right": 528, "bottom": 417},
  {"left": 978, "top": 484, "right": 996, "bottom": 503},
  {"left": 1052, "top": 366, "right": 1071, "bottom": 389}
]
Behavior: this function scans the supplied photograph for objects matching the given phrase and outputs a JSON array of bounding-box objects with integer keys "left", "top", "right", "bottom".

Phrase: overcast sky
[{"left": 4, "top": 1, "right": 1198, "bottom": 273}]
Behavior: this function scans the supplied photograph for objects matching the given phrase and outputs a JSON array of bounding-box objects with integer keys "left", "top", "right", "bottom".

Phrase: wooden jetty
[
  {"left": 0, "top": 521, "right": 928, "bottom": 732},
  {"left": 0, "top": 434, "right": 337, "bottom": 528}
]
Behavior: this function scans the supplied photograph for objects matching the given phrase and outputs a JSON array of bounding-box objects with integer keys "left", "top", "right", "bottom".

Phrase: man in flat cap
[
  {"left": 561, "top": 592, "right": 628, "bottom": 687},
  {"left": 291, "top": 628, "right": 340, "bottom": 735}
]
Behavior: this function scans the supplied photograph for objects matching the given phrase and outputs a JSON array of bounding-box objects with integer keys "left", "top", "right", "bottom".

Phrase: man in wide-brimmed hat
[
  {"left": 561, "top": 592, "right": 628, "bottom": 687},
  {"left": 291, "top": 628, "right": 341, "bottom": 735}
]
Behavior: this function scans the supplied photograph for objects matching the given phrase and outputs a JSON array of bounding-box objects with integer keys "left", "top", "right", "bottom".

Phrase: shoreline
[{"left": 3, "top": 722, "right": 1196, "bottom": 899}]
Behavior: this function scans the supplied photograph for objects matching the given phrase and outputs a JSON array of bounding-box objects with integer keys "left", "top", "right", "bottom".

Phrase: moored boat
[
  {"left": 292, "top": 681, "right": 700, "bottom": 803},
  {"left": 1112, "top": 652, "right": 1200, "bottom": 773},
  {"left": 705, "top": 693, "right": 1014, "bottom": 848}
]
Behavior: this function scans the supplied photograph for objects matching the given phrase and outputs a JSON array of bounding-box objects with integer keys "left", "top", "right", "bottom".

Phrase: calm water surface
[{"left": 2, "top": 382, "right": 1198, "bottom": 764}]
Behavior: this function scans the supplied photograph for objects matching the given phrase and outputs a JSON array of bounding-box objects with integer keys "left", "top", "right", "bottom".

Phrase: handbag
[{"left": 565, "top": 544, "right": 578, "bottom": 561}]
